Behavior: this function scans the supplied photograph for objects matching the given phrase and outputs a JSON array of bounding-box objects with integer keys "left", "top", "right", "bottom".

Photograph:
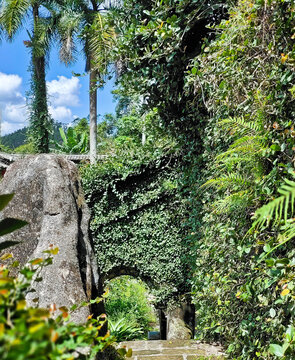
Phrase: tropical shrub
[
  {"left": 183, "top": 0, "right": 295, "bottom": 358},
  {"left": 108, "top": 318, "right": 143, "bottom": 342},
  {"left": 105, "top": 276, "right": 157, "bottom": 339},
  {"left": 0, "top": 250, "right": 114, "bottom": 360},
  {"left": 54, "top": 127, "right": 89, "bottom": 154}
]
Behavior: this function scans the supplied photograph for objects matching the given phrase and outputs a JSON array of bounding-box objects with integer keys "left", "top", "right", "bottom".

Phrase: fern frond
[
  {"left": 219, "top": 116, "right": 263, "bottom": 136},
  {"left": 217, "top": 135, "right": 265, "bottom": 160},
  {"left": 217, "top": 144, "right": 263, "bottom": 162},
  {"left": 252, "top": 176, "right": 295, "bottom": 229},
  {"left": 229, "top": 135, "right": 265, "bottom": 149},
  {"left": 257, "top": 220, "right": 295, "bottom": 263},
  {"left": 202, "top": 173, "right": 252, "bottom": 190},
  {"left": 218, "top": 156, "right": 259, "bottom": 167},
  {"left": 212, "top": 190, "right": 252, "bottom": 214}
]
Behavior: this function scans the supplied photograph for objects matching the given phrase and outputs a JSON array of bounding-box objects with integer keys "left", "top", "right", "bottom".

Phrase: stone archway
[
  {"left": 101, "top": 265, "right": 195, "bottom": 341},
  {"left": 84, "top": 153, "right": 196, "bottom": 340},
  {"left": 101, "top": 267, "right": 166, "bottom": 339}
]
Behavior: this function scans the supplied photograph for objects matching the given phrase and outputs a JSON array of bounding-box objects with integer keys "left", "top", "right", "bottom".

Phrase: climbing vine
[
  {"left": 81, "top": 136, "right": 193, "bottom": 307},
  {"left": 184, "top": 0, "right": 295, "bottom": 358}
]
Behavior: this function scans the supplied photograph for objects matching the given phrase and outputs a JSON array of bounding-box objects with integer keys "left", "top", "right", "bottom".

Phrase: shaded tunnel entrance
[{"left": 103, "top": 275, "right": 167, "bottom": 341}]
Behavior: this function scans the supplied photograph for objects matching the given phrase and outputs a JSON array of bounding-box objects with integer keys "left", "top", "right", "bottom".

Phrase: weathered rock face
[
  {"left": 166, "top": 303, "right": 195, "bottom": 340},
  {"left": 0, "top": 154, "right": 104, "bottom": 323}
]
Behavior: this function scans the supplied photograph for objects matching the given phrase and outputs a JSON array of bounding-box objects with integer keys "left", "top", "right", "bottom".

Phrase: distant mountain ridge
[
  {"left": 1, "top": 123, "right": 63, "bottom": 150},
  {"left": 1, "top": 128, "right": 27, "bottom": 149}
]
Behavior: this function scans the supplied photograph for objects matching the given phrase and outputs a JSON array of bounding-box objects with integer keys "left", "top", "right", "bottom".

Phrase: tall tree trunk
[
  {"left": 88, "top": 1, "right": 99, "bottom": 164},
  {"left": 89, "top": 68, "right": 97, "bottom": 164},
  {"left": 30, "top": 4, "right": 51, "bottom": 153}
]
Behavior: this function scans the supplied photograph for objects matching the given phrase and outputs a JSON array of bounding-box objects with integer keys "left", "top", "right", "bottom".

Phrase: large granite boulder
[{"left": 0, "top": 154, "right": 103, "bottom": 323}]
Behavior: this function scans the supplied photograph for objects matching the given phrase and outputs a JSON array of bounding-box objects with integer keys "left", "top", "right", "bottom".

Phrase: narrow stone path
[{"left": 119, "top": 340, "right": 225, "bottom": 360}]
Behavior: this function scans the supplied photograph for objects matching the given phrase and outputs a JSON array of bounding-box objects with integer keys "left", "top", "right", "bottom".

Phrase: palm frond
[
  {"left": 30, "top": 16, "right": 55, "bottom": 58},
  {"left": 0, "top": 0, "right": 30, "bottom": 38},
  {"left": 56, "top": 10, "right": 82, "bottom": 65},
  {"left": 252, "top": 176, "right": 295, "bottom": 229},
  {"left": 87, "top": 12, "right": 115, "bottom": 73}
]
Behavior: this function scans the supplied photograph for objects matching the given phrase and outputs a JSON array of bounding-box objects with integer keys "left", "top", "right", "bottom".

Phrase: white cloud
[
  {"left": 47, "top": 76, "right": 81, "bottom": 107},
  {"left": 0, "top": 72, "right": 23, "bottom": 103},
  {"left": 4, "top": 103, "right": 28, "bottom": 123},
  {"left": 0, "top": 74, "right": 82, "bottom": 135},
  {"left": 2, "top": 120, "right": 27, "bottom": 135},
  {"left": 0, "top": 72, "right": 28, "bottom": 135},
  {"left": 48, "top": 105, "right": 73, "bottom": 123}
]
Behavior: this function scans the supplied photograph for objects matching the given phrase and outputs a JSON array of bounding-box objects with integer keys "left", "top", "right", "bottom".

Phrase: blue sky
[{"left": 0, "top": 28, "right": 117, "bottom": 135}]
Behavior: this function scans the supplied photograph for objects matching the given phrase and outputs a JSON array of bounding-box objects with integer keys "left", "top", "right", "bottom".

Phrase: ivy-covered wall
[{"left": 81, "top": 151, "right": 192, "bottom": 307}]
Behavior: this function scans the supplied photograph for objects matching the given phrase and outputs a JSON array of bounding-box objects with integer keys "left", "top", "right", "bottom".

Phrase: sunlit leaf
[
  {"left": 0, "top": 253, "right": 13, "bottom": 261},
  {"left": 0, "top": 194, "right": 14, "bottom": 211},
  {"left": 30, "top": 258, "right": 43, "bottom": 266},
  {"left": 281, "top": 288, "right": 290, "bottom": 297}
]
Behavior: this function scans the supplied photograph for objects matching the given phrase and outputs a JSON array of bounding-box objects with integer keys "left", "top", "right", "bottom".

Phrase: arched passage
[
  {"left": 102, "top": 273, "right": 165, "bottom": 341},
  {"left": 83, "top": 153, "right": 196, "bottom": 339}
]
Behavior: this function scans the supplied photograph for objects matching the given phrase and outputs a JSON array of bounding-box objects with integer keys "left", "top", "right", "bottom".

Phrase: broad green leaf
[
  {"left": 191, "top": 67, "right": 197, "bottom": 75},
  {"left": 0, "top": 218, "right": 28, "bottom": 236},
  {"left": 0, "top": 240, "right": 20, "bottom": 251},
  {"left": 263, "top": 244, "right": 271, "bottom": 252},
  {"left": 270, "top": 144, "right": 281, "bottom": 151},
  {"left": 0, "top": 194, "right": 14, "bottom": 211},
  {"left": 269, "top": 343, "right": 285, "bottom": 357},
  {"left": 286, "top": 325, "right": 295, "bottom": 341},
  {"left": 59, "top": 127, "right": 68, "bottom": 146},
  {"left": 270, "top": 308, "right": 276, "bottom": 318}
]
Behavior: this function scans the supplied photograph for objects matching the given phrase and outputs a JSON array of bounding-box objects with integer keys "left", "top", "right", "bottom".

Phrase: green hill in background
[
  {"left": 1, "top": 128, "right": 27, "bottom": 149},
  {"left": 1, "top": 123, "right": 63, "bottom": 150}
]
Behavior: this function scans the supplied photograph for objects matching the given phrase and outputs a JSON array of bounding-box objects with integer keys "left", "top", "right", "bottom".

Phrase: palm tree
[
  {"left": 54, "top": 0, "right": 114, "bottom": 163},
  {"left": 0, "top": 1, "right": 113, "bottom": 158},
  {"left": 0, "top": 0, "right": 55, "bottom": 153}
]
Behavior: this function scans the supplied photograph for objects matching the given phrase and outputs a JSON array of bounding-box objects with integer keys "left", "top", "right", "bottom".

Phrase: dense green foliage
[
  {"left": 105, "top": 276, "right": 156, "bottom": 340},
  {"left": 1, "top": 128, "right": 27, "bottom": 150},
  {"left": 0, "top": 251, "right": 117, "bottom": 360},
  {"left": 184, "top": 1, "right": 295, "bottom": 358},
  {"left": 106, "top": 0, "right": 295, "bottom": 358},
  {"left": 81, "top": 118, "right": 192, "bottom": 306},
  {"left": 3, "top": 0, "right": 295, "bottom": 358},
  {"left": 109, "top": 0, "right": 227, "bottom": 136}
]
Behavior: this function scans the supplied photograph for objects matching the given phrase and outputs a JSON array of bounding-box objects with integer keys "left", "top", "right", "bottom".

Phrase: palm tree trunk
[
  {"left": 30, "top": 4, "right": 50, "bottom": 153},
  {"left": 89, "top": 68, "right": 97, "bottom": 164}
]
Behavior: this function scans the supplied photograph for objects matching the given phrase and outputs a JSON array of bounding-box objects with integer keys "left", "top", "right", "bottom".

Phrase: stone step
[{"left": 118, "top": 340, "right": 225, "bottom": 360}]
